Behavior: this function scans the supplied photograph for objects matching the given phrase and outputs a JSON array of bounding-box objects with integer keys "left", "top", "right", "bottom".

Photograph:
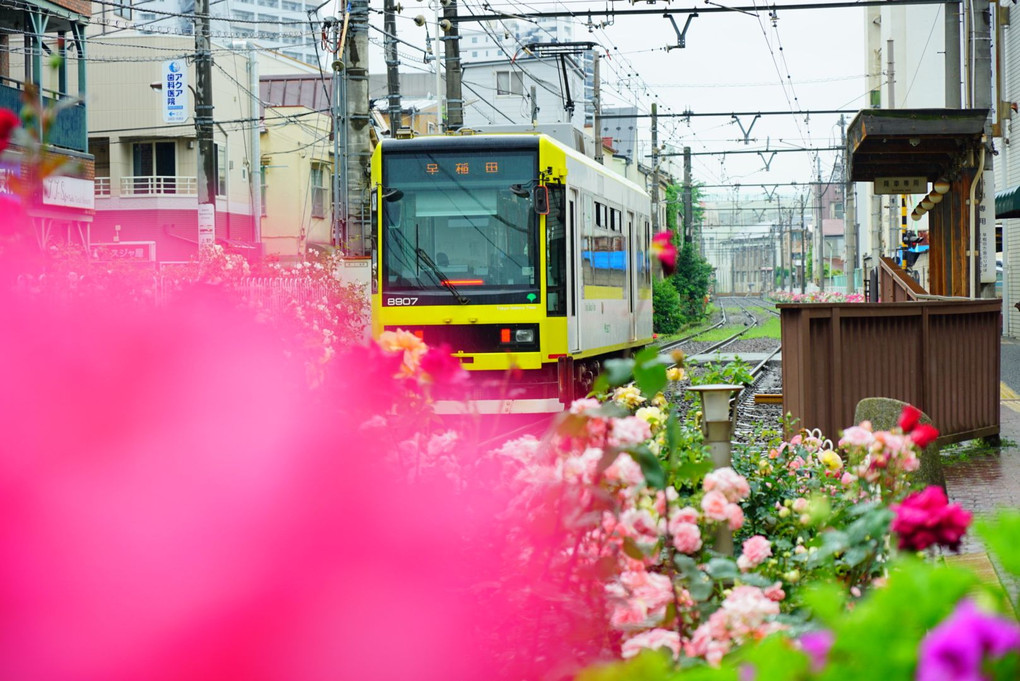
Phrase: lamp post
[{"left": 688, "top": 383, "right": 743, "bottom": 556}]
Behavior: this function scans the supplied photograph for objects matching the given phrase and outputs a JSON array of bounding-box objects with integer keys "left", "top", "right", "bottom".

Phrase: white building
[{"left": 93, "top": 0, "right": 322, "bottom": 65}]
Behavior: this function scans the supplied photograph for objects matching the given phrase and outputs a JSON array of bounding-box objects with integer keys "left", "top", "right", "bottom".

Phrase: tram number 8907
[{"left": 386, "top": 297, "right": 419, "bottom": 306}]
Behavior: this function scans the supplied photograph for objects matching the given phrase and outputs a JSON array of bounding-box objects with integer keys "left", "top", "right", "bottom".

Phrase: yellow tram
[{"left": 370, "top": 132, "right": 654, "bottom": 412}]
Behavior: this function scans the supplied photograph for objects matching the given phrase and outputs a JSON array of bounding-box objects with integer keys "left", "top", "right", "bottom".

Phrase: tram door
[
  {"left": 568, "top": 188, "right": 581, "bottom": 353},
  {"left": 627, "top": 212, "right": 636, "bottom": 341}
]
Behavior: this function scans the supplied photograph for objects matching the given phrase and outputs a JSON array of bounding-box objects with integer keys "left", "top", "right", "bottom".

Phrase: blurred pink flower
[
  {"left": 0, "top": 107, "right": 18, "bottom": 154},
  {"left": 917, "top": 599, "right": 1020, "bottom": 681}
]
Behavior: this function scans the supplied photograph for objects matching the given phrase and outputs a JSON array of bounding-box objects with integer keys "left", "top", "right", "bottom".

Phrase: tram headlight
[
  {"left": 514, "top": 328, "right": 535, "bottom": 344},
  {"left": 498, "top": 325, "right": 538, "bottom": 348}
]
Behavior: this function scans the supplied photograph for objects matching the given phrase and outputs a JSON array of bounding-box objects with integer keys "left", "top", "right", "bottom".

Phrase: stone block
[{"left": 853, "top": 397, "right": 947, "bottom": 492}]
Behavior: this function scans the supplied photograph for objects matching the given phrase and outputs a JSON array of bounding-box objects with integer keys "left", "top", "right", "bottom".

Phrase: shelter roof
[
  {"left": 847, "top": 108, "right": 987, "bottom": 182},
  {"left": 260, "top": 75, "right": 332, "bottom": 117}
]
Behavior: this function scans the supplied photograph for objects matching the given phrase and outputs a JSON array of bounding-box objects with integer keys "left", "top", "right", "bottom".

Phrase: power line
[
  {"left": 453, "top": 0, "right": 960, "bottom": 23},
  {"left": 601, "top": 108, "right": 856, "bottom": 120}
]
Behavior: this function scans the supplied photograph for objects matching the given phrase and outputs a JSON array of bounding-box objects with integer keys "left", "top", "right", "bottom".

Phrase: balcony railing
[
  {"left": 0, "top": 79, "right": 87, "bottom": 153},
  {"left": 95, "top": 177, "right": 111, "bottom": 197},
  {"left": 120, "top": 176, "right": 198, "bottom": 197}
]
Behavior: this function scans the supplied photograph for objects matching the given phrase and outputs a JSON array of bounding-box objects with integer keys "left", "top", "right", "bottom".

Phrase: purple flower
[
  {"left": 917, "top": 599, "right": 1020, "bottom": 681},
  {"left": 799, "top": 629, "right": 834, "bottom": 673}
]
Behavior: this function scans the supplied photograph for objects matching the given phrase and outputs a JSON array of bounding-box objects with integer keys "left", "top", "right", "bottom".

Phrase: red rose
[
  {"left": 910, "top": 423, "right": 939, "bottom": 449},
  {"left": 898, "top": 404, "right": 922, "bottom": 433},
  {"left": 0, "top": 108, "right": 19, "bottom": 154},
  {"left": 891, "top": 486, "right": 972, "bottom": 552}
]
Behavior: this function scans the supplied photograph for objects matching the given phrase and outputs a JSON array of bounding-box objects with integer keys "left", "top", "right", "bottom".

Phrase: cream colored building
[{"left": 85, "top": 33, "right": 332, "bottom": 262}]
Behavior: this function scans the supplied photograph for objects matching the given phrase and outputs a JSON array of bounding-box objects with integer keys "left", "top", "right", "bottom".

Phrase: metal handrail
[{"left": 120, "top": 176, "right": 198, "bottom": 196}]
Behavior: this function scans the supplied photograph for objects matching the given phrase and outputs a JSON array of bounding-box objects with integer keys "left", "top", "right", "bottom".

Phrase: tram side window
[{"left": 545, "top": 185, "right": 566, "bottom": 316}]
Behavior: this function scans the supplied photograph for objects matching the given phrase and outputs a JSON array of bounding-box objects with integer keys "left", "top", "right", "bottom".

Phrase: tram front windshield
[{"left": 381, "top": 148, "right": 538, "bottom": 300}]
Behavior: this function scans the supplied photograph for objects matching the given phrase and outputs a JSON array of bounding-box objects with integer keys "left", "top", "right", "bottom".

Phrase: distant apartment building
[
  {"left": 1, "top": 0, "right": 95, "bottom": 245},
  {"left": 86, "top": 34, "right": 331, "bottom": 262},
  {"left": 102, "top": 0, "right": 322, "bottom": 65}
]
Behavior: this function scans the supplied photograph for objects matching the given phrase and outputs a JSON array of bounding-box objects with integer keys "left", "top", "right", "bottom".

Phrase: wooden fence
[{"left": 779, "top": 299, "right": 1001, "bottom": 445}]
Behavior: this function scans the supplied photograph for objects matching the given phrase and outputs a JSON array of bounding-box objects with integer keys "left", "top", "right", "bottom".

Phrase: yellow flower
[
  {"left": 666, "top": 366, "right": 686, "bottom": 382},
  {"left": 378, "top": 329, "right": 427, "bottom": 376},
  {"left": 818, "top": 449, "right": 843, "bottom": 472},
  {"left": 613, "top": 384, "right": 646, "bottom": 408},
  {"left": 651, "top": 393, "right": 668, "bottom": 408},
  {"left": 635, "top": 406, "right": 666, "bottom": 430}
]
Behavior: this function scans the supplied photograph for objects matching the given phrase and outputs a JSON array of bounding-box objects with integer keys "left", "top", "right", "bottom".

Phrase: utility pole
[
  {"left": 384, "top": 0, "right": 402, "bottom": 135},
  {"left": 945, "top": 1, "right": 962, "bottom": 107},
  {"left": 651, "top": 102, "right": 660, "bottom": 233},
  {"left": 346, "top": 0, "right": 370, "bottom": 255},
  {"left": 683, "top": 146, "right": 692, "bottom": 245},
  {"left": 815, "top": 155, "right": 823, "bottom": 290},
  {"left": 443, "top": 0, "right": 462, "bottom": 130},
  {"left": 799, "top": 194, "right": 806, "bottom": 294},
  {"left": 248, "top": 41, "right": 261, "bottom": 248},
  {"left": 887, "top": 38, "right": 895, "bottom": 108},
  {"left": 593, "top": 51, "right": 602, "bottom": 164},
  {"left": 432, "top": 1, "right": 444, "bottom": 131},
  {"left": 195, "top": 0, "right": 215, "bottom": 252},
  {"left": 327, "top": 15, "right": 345, "bottom": 248},
  {"left": 530, "top": 85, "right": 538, "bottom": 125},
  {"left": 841, "top": 114, "right": 855, "bottom": 293}
]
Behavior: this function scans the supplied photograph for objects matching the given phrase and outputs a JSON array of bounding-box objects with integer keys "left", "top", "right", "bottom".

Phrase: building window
[
  {"left": 131, "top": 141, "right": 176, "bottom": 194},
  {"left": 235, "top": 10, "right": 254, "bottom": 20},
  {"left": 114, "top": 0, "right": 132, "bottom": 19},
  {"left": 215, "top": 144, "right": 227, "bottom": 196},
  {"left": 311, "top": 163, "right": 328, "bottom": 219},
  {"left": 496, "top": 70, "right": 524, "bottom": 96},
  {"left": 260, "top": 165, "right": 267, "bottom": 216}
]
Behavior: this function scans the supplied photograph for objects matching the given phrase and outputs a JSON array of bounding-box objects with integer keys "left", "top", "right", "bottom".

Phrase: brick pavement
[{"left": 940, "top": 340, "right": 1020, "bottom": 607}]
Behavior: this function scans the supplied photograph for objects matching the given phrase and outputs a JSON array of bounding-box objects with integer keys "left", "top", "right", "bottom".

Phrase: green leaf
[
  {"left": 706, "top": 557, "right": 740, "bottom": 580},
  {"left": 840, "top": 545, "right": 871, "bottom": 568},
  {"left": 633, "top": 359, "right": 667, "bottom": 399},
  {"left": 687, "top": 571, "right": 715, "bottom": 602},
  {"left": 603, "top": 358, "right": 636, "bottom": 388},
  {"left": 674, "top": 554, "right": 699, "bottom": 574},
  {"left": 670, "top": 456, "right": 714, "bottom": 487},
  {"left": 630, "top": 444, "right": 666, "bottom": 489}
]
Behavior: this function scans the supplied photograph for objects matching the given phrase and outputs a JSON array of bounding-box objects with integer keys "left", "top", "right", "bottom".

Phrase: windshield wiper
[{"left": 416, "top": 248, "right": 470, "bottom": 305}]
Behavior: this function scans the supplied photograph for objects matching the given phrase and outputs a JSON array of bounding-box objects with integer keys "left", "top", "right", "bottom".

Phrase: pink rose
[
  {"left": 703, "top": 467, "right": 751, "bottom": 503},
  {"left": 671, "top": 505, "right": 700, "bottom": 525},
  {"left": 736, "top": 535, "right": 772, "bottom": 571},
  {"left": 671, "top": 522, "right": 703, "bottom": 554},
  {"left": 621, "top": 628, "right": 681, "bottom": 660},
  {"left": 701, "top": 490, "right": 729, "bottom": 521},
  {"left": 763, "top": 582, "right": 786, "bottom": 602},
  {"left": 725, "top": 503, "right": 744, "bottom": 531}
]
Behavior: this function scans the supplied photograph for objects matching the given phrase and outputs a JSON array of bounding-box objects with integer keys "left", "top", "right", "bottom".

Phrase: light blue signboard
[{"left": 162, "top": 59, "right": 189, "bottom": 124}]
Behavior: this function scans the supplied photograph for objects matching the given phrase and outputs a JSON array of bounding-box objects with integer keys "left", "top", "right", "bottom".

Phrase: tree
[{"left": 664, "top": 182, "right": 713, "bottom": 321}]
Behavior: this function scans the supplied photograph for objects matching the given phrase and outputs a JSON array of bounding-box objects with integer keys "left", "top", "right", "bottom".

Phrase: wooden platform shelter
[{"left": 847, "top": 109, "right": 989, "bottom": 297}]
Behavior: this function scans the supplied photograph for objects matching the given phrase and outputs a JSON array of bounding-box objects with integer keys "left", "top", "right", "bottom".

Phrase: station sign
[
  {"left": 874, "top": 176, "right": 926, "bottom": 195},
  {"left": 162, "top": 59, "right": 189, "bottom": 124}
]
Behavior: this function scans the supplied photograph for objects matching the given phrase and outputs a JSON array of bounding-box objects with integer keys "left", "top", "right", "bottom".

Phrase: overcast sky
[{"left": 365, "top": 1, "right": 870, "bottom": 202}]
